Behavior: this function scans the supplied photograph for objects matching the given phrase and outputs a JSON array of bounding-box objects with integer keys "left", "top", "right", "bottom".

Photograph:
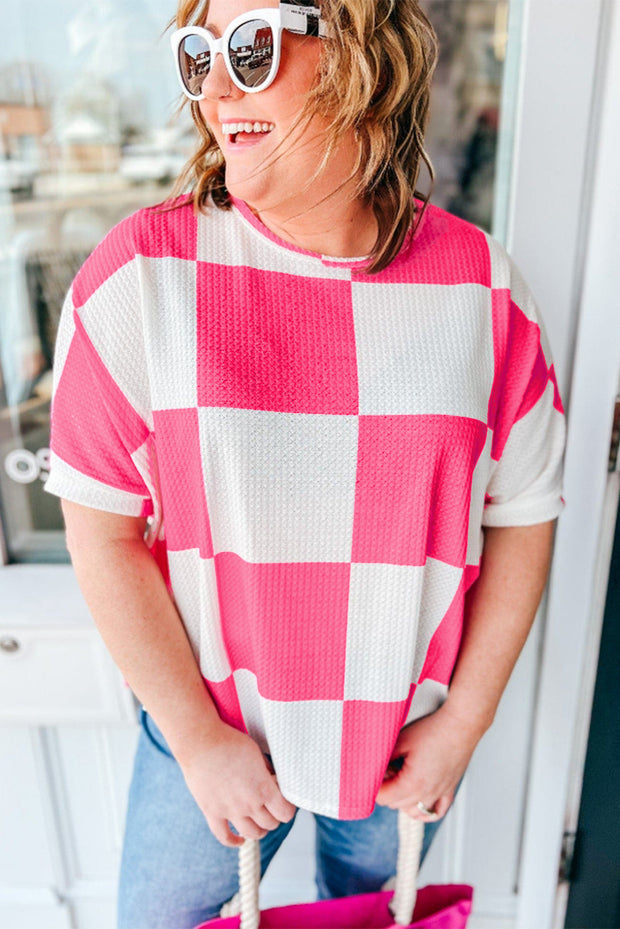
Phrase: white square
[
  {"left": 410, "top": 556, "right": 463, "bottom": 683},
  {"left": 79, "top": 260, "right": 153, "bottom": 428},
  {"left": 402, "top": 678, "right": 449, "bottom": 726},
  {"left": 43, "top": 453, "right": 148, "bottom": 515},
  {"left": 233, "top": 668, "right": 269, "bottom": 754},
  {"left": 467, "top": 426, "right": 493, "bottom": 565},
  {"left": 352, "top": 281, "right": 494, "bottom": 419},
  {"left": 167, "top": 548, "right": 232, "bottom": 682},
  {"left": 52, "top": 286, "right": 76, "bottom": 388},
  {"left": 485, "top": 231, "right": 541, "bottom": 323},
  {"left": 482, "top": 382, "right": 566, "bottom": 526},
  {"left": 485, "top": 231, "right": 512, "bottom": 291},
  {"left": 197, "top": 407, "right": 358, "bottom": 563},
  {"left": 141, "top": 256, "right": 198, "bottom": 410},
  {"left": 484, "top": 232, "right": 557, "bottom": 363},
  {"left": 344, "top": 558, "right": 462, "bottom": 702},
  {"left": 261, "top": 697, "right": 343, "bottom": 816},
  {"left": 344, "top": 562, "right": 424, "bottom": 702},
  {"left": 196, "top": 203, "right": 352, "bottom": 281}
]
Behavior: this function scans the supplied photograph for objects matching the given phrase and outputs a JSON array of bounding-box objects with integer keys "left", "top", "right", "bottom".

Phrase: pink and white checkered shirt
[{"left": 45, "top": 193, "right": 567, "bottom": 819}]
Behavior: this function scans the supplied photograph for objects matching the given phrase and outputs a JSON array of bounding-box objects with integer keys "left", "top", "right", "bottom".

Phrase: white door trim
[{"left": 511, "top": 1, "right": 620, "bottom": 926}]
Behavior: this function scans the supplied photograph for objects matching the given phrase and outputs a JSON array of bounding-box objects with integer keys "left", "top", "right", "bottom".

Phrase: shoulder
[
  {"left": 134, "top": 192, "right": 200, "bottom": 260},
  {"left": 361, "top": 196, "right": 516, "bottom": 295},
  {"left": 416, "top": 201, "right": 551, "bottom": 337},
  {"left": 386, "top": 199, "right": 553, "bottom": 340},
  {"left": 399, "top": 198, "right": 499, "bottom": 287},
  {"left": 414, "top": 200, "right": 538, "bottom": 296},
  {"left": 71, "top": 193, "right": 199, "bottom": 309}
]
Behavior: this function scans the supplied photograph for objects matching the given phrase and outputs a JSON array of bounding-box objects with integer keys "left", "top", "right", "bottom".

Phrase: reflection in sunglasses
[{"left": 180, "top": 20, "right": 275, "bottom": 95}]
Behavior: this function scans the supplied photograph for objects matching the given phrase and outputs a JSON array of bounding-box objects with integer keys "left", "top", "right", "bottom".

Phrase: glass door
[{"left": 0, "top": 0, "right": 195, "bottom": 563}]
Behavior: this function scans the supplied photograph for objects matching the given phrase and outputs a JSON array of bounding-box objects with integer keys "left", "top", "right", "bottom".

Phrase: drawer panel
[{"left": 0, "top": 627, "right": 136, "bottom": 723}]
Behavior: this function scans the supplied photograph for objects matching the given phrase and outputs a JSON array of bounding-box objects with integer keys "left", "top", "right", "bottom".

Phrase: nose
[{"left": 200, "top": 49, "right": 238, "bottom": 100}]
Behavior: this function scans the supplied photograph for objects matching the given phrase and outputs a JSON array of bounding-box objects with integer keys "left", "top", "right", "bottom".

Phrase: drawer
[{"left": 0, "top": 626, "right": 137, "bottom": 724}]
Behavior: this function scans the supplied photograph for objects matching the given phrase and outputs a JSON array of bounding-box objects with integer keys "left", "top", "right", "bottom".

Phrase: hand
[
  {"left": 375, "top": 703, "right": 485, "bottom": 821},
  {"left": 179, "top": 724, "right": 297, "bottom": 847}
]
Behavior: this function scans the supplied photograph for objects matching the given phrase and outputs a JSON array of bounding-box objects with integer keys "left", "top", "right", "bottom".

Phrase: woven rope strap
[{"left": 220, "top": 809, "right": 424, "bottom": 928}]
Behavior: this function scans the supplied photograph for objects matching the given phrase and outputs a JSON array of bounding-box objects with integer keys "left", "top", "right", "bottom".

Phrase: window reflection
[{"left": 0, "top": 0, "right": 513, "bottom": 563}]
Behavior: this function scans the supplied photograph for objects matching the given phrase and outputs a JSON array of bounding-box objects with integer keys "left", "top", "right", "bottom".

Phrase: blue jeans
[{"left": 117, "top": 706, "right": 465, "bottom": 929}]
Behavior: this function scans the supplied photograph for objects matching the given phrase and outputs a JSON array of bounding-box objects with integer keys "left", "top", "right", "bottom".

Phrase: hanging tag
[{"left": 280, "top": 1, "right": 332, "bottom": 39}]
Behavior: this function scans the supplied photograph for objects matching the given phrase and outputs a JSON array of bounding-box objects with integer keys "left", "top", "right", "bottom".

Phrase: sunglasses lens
[
  {"left": 229, "top": 19, "right": 275, "bottom": 89},
  {"left": 178, "top": 33, "right": 211, "bottom": 96}
]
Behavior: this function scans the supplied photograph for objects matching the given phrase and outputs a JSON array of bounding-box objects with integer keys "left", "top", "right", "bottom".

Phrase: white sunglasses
[{"left": 170, "top": 3, "right": 331, "bottom": 100}]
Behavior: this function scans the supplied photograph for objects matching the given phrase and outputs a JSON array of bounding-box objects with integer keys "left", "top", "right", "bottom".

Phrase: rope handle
[{"left": 219, "top": 809, "right": 424, "bottom": 928}]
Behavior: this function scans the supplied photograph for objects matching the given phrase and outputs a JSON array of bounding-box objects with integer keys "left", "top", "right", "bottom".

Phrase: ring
[{"left": 416, "top": 800, "right": 439, "bottom": 817}]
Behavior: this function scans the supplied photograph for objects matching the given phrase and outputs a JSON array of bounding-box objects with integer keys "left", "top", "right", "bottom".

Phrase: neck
[{"left": 246, "top": 188, "right": 378, "bottom": 259}]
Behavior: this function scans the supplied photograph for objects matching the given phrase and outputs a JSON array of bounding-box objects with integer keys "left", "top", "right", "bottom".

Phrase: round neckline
[{"left": 229, "top": 195, "right": 373, "bottom": 269}]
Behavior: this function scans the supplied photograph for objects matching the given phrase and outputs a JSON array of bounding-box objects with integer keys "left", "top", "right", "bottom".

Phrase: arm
[
  {"left": 442, "top": 518, "right": 557, "bottom": 738},
  {"left": 62, "top": 499, "right": 226, "bottom": 766},
  {"left": 62, "top": 500, "right": 298, "bottom": 847},
  {"left": 376, "top": 518, "right": 557, "bottom": 816}
]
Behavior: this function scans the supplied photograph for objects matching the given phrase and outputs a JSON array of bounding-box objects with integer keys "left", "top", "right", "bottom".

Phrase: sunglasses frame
[{"left": 170, "top": 7, "right": 302, "bottom": 100}]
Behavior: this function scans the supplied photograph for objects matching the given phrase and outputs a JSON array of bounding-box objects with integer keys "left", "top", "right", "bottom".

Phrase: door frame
[{"left": 508, "top": 1, "right": 620, "bottom": 926}]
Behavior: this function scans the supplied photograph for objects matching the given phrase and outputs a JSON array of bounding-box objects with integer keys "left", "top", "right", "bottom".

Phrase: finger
[
  {"left": 211, "top": 817, "right": 245, "bottom": 847},
  {"left": 265, "top": 776, "right": 297, "bottom": 822},
  {"left": 433, "top": 793, "right": 454, "bottom": 819},
  {"left": 250, "top": 803, "right": 285, "bottom": 831},
  {"left": 410, "top": 794, "right": 451, "bottom": 821},
  {"left": 402, "top": 797, "right": 441, "bottom": 821},
  {"left": 229, "top": 815, "right": 268, "bottom": 841},
  {"left": 403, "top": 806, "right": 431, "bottom": 821}
]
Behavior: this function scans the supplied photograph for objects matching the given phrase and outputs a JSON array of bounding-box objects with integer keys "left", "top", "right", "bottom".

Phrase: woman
[{"left": 44, "top": 1, "right": 567, "bottom": 927}]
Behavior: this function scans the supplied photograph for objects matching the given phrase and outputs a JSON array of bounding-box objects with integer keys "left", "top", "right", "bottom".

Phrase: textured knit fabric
[{"left": 44, "top": 192, "right": 567, "bottom": 819}]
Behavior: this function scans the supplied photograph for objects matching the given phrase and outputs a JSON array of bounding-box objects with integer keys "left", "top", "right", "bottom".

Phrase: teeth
[{"left": 222, "top": 121, "right": 275, "bottom": 135}]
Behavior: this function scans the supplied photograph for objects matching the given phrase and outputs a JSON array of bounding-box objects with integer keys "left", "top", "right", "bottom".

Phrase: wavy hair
[{"left": 156, "top": 1, "right": 439, "bottom": 274}]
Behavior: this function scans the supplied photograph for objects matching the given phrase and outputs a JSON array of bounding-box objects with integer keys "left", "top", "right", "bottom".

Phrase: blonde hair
[{"left": 157, "top": 1, "right": 439, "bottom": 274}]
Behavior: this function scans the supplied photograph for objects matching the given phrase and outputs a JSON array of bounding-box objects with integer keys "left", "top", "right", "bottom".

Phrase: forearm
[
  {"left": 67, "top": 533, "right": 226, "bottom": 765},
  {"left": 442, "top": 520, "right": 557, "bottom": 738}
]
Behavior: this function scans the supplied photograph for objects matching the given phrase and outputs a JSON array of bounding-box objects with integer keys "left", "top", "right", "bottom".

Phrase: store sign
[{"left": 4, "top": 448, "right": 50, "bottom": 484}]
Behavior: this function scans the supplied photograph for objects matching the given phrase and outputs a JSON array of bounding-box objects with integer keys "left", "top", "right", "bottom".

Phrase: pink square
[
  {"left": 72, "top": 215, "right": 137, "bottom": 309},
  {"left": 72, "top": 197, "right": 196, "bottom": 307},
  {"left": 352, "top": 415, "right": 488, "bottom": 567},
  {"left": 418, "top": 572, "right": 469, "bottom": 686},
  {"left": 351, "top": 201, "right": 492, "bottom": 286},
  {"left": 489, "top": 292, "right": 554, "bottom": 462},
  {"left": 196, "top": 263, "right": 357, "bottom": 413},
  {"left": 339, "top": 697, "right": 411, "bottom": 818},
  {"left": 51, "top": 314, "right": 150, "bottom": 493},
  {"left": 137, "top": 195, "right": 197, "bottom": 260},
  {"left": 153, "top": 408, "right": 213, "bottom": 557},
  {"left": 214, "top": 553, "right": 351, "bottom": 701},
  {"left": 201, "top": 675, "right": 247, "bottom": 734}
]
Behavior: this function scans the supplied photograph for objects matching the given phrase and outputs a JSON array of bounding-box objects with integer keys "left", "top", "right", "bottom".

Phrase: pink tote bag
[{"left": 193, "top": 809, "right": 473, "bottom": 929}]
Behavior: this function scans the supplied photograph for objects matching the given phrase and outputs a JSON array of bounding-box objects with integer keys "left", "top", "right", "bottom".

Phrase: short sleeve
[
  {"left": 44, "top": 214, "right": 156, "bottom": 518},
  {"left": 481, "top": 245, "right": 567, "bottom": 527}
]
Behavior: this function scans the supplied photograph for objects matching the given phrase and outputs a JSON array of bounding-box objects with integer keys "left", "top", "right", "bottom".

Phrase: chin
[{"left": 225, "top": 172, "right": 274, "bottom": 209}]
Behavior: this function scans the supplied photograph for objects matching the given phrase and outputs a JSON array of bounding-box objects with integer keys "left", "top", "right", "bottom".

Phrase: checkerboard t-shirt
[{"left": 44, "top": 193, "right": 567, "bottom": 818}]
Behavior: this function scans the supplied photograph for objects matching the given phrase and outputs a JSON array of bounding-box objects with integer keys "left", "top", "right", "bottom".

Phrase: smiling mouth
[{"left": 222, "top": 122, "right": 275, "bottom": 145}]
